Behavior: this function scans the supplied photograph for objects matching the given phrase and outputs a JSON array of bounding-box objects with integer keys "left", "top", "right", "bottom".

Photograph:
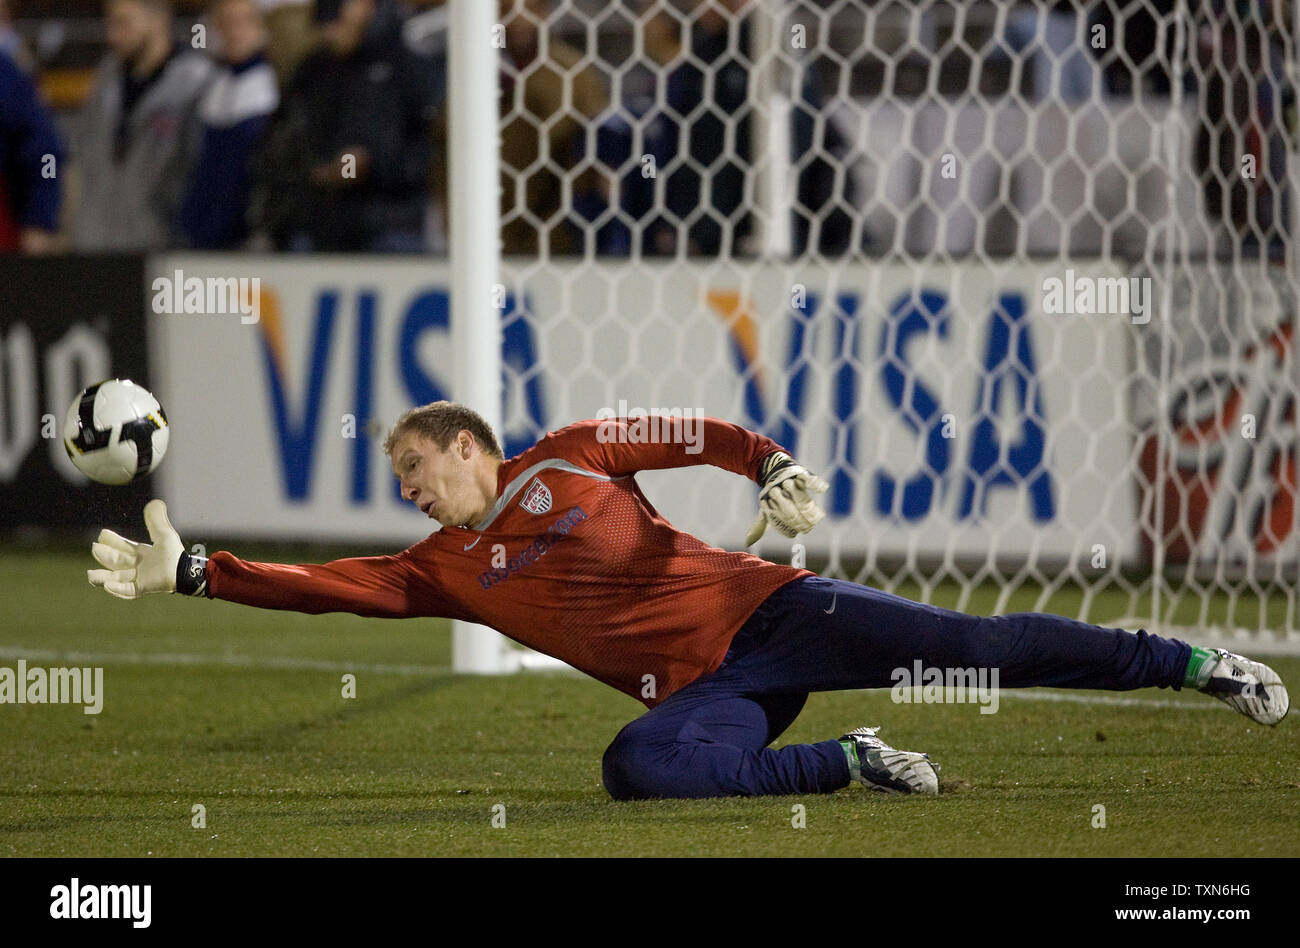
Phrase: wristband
[{"left": 176, "top": 552, "right": 209, "bottom": 597}]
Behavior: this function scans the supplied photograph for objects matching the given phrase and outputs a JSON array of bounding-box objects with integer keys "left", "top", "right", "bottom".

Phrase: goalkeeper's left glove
[
  {"left": 87, "top": 499, "right": 208, "bottom": 599},
  {"left": 745, "top": 451, "right": 829, "bottom": 546}
]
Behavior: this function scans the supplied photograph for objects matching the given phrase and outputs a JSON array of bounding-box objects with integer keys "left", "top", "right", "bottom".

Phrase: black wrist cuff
[{"left": 176, "top": 552, "right": 209, "bottom": 597}]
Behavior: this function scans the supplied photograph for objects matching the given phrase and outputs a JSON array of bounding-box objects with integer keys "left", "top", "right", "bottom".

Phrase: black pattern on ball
[
  {"left": 119, "top": 415, "right": 163, "bottom": 478},
  {"left": 66, "top": 382, "right": 113, "bottom": 457}
]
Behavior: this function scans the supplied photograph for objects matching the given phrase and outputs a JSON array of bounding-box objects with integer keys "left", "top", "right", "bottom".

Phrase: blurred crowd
[
  {"left": 0, "top": 0, "right": 1291, "bottom": 257},
  {"left": 4, "top": 0, "right": 448, "bottom": 254},
  {"left": 2, "top": 0, "right": 857, "bottom": 256}
]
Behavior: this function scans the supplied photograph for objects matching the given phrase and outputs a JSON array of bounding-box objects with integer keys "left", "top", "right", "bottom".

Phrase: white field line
[
  {"left": 0, "top": 646, "right": 1225, "bottom": 710},
  {"left": 0, "top": 646, "right": 447, "bottom": 677},
  {"left": 890, "top": 684, "right": 1215, "bottom": 711},
  {"left": 993, "top": 690, "right": 1216, "bottom": 711}
]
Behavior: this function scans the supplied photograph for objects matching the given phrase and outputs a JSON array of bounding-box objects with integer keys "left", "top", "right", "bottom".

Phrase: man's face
[
  {"left": 214, "top": 0, "right": 266, "bottom": 64},
  {"left": 390, "top": 430, "right": 483, "bottom": 528},
  {"left": 106, "top": 0, "right": 163, "bottom": 63}
]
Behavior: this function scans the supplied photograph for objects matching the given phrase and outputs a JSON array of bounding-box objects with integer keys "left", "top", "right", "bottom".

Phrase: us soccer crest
[{"left": 519, "top": 477, "right": 552, "bottom": 515}]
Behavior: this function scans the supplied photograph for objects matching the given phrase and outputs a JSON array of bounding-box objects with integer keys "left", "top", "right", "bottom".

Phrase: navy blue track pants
[{"left": 601, "top": 575, "right": 1193, "bottom": 800}]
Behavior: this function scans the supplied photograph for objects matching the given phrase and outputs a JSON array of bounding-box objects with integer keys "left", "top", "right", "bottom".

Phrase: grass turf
[{"left": 1, "top": 545, "right": 1296, "bottom": 857}]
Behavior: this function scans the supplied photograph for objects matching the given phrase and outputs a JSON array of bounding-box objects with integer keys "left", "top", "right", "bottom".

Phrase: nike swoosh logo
[
  {"left": 824, "top": 593, "right": 837, "bottom": 614},
  {"left": 463, "top": 537, "right": 482, "bottom": 551}
]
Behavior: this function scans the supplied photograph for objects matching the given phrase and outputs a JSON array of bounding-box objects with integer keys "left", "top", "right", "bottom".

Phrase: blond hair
[{"left": 382, "top": 401, "right": 504, "bottom": 459}]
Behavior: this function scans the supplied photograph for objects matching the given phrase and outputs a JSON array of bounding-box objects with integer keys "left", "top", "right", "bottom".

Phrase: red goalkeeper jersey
[{"left": 206, "top": 417, "right": 814, "bottom": 707}]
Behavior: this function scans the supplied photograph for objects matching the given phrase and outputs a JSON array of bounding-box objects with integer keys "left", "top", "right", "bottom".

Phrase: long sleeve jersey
[
  {"left": 0, "top": 51, "right": 65, "bottom": 235},
  {"left": 205, "top": 418, "right": 815, "bottom": 707}
]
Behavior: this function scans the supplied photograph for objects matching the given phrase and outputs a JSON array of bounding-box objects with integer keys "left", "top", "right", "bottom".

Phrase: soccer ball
[{"left": 63, "top": 379, "right": 170, "bottom": 485}]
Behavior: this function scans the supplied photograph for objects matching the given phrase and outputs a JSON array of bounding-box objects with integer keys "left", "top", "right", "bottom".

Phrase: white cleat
[
  {"left": 839, "top": 726, "right": 939, "bottom": 795},
  {"left": 1200, "top": 649, "right": 1290, "bottom": 726}
]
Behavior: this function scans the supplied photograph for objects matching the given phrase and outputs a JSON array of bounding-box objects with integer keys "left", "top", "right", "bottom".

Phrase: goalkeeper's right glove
[
  {"left": 745, "top": 451, "right": 829, "bottom": 546},
  {"left": 87, "top": 499, "right": 208, "bottom": 599}
]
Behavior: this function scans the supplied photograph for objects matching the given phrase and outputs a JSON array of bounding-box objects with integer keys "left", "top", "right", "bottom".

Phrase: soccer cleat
[
  {"left": 1199, "top": 649, "right": 1289, "bottom": 726},
  {"left": 838, "top": 726, "right": 939, "bottom": 795}
]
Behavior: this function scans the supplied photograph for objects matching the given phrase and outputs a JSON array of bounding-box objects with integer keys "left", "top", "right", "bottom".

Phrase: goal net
[{"left": 468, "top": 0, "right": 1300, "bottom": 667}]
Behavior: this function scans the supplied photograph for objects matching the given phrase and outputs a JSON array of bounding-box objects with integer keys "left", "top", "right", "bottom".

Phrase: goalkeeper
[{"left": 86, "top": 402, "right": 1290, "bottom": 799}]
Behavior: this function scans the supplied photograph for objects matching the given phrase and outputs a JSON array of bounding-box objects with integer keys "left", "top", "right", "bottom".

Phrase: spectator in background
[
  {"left": 254, "top": 0, "right": 434, "bottom": 251},
  {"left": 602, "top": 3, "right": 738, "bottom": 258},
  {"left": 0, "top": 0, "right": 34, "bottom": 73},
  {"left": 634, "top": 6, "right": 688, "bottom": 255},
  {"left": 1194, "top": 0, "right": 1293, "bottom": 258},
  {"left": 679, "top": 0, "right": 752, "bottom": 256},
  {"left": 790, "top": 56, "right": 860, "bottom": 257},
  {"left": 399, "top": 0, "right": 448, "bottom": 253},
  {"left": 1004, "top": 1, "right": 1097, "bottom": 102},
  {"left": 260, "top": 0, "right": 317, "bottom": 87},
  {"left": 0, "top": 49, "right": 65, "bottom": 253},
  {"left": 583, "top": 5, "right": 683, "bottom": 256},
  {"left": 177, "top": 0, "right": 278, "bottom": 249},
  {"left": 73, "top": 0, "right": 212, "bottom": 250},
  {"left": 499, "top": 0, "right": 606, "bottom": 256},
  {"left": 398, "top": 0, "right": 447, "bottom": 112},
  {"left": 593, "top": 1, "right": 856, "bottom": 259},
  {"left": 584, "top": 3, "right": 723, "bottom": 258},
  {"left": 1091, "top": 0, "right": 1177, "bottom": 98}
]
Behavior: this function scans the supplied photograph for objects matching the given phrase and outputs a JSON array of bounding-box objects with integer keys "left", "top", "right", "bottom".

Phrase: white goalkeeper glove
[
  {"left": 87, "top": 499, "right": 208, "bottom": 599},
  {"left": 745, "top": 451, "right": 829, "bottom": 546}
]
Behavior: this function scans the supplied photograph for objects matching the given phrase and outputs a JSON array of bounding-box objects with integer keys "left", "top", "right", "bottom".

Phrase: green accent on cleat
[
  {"left": 840, "top": 739, "right": 860, "bottom": 782},
  {"left": 1183, "top": 646, "right": 1219, "bottom": 689},
  {"left": 837, "top": 726, "right": 939, "bottom": 795}
]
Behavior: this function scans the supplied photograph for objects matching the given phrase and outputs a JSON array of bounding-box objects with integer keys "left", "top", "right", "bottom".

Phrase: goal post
[
  {"left": 449, "top": 0, "right": 1300, "bottom": 674},
  {"left": 448, "top": 0, "right": 537, "bottom": 673}
]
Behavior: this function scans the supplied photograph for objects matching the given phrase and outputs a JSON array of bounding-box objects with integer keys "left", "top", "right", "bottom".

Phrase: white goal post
[
  {"left": 448, "top": 0, "right": 572, "bottom": 672},
  {"left": 449, "top": 0, "right": 1300, "bottom": 673}
]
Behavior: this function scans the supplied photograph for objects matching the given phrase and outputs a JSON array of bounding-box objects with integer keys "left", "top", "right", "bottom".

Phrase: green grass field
[{"left": 2, "top": 543, "right": 1297, "bottom": 857}]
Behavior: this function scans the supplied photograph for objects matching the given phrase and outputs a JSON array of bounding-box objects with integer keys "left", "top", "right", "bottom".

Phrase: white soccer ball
[{"left": 63, "top": 379, "right": 170, "bottom": 485}]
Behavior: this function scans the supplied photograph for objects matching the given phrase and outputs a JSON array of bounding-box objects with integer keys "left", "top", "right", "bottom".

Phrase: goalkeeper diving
[{"left": 87, "top": 403, "right": 1290, "bottom": 798}]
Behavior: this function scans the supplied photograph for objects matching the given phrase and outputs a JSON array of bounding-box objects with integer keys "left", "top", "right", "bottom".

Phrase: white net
[{"left": 490, "top": 0, "right": 1300, "bottom": 653}]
